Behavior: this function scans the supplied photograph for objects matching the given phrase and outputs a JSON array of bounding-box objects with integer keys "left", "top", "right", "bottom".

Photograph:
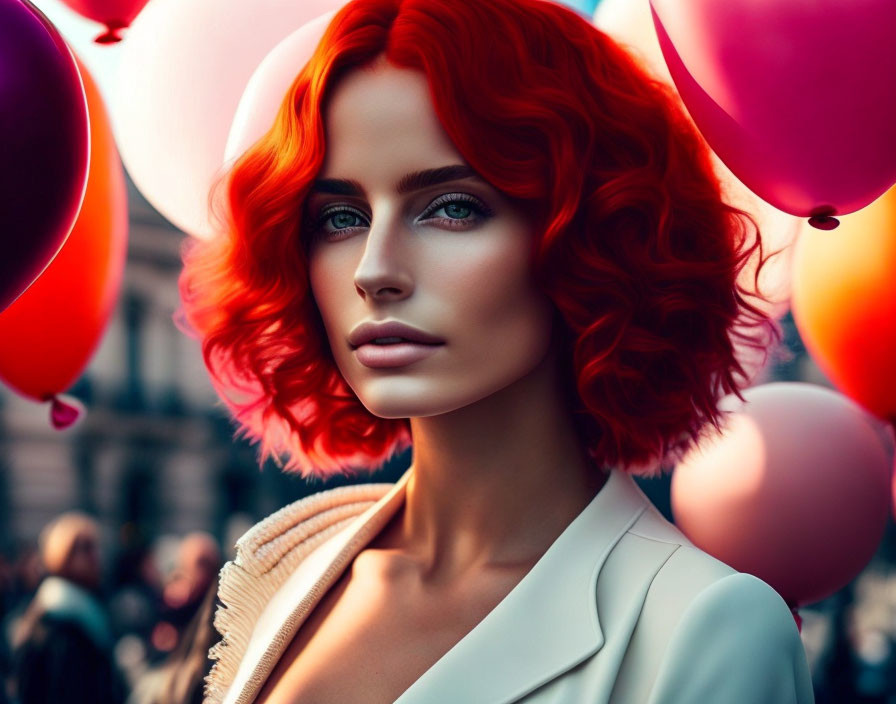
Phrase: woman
[
  {"left": 179, "top": 0, "right": 814, "bottom": 701},
  {"left": 11, "top": 513, "right": 128, "bottom": 704}
]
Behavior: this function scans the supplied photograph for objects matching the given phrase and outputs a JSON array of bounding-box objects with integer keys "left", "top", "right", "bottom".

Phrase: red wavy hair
[{"left": 178, "top": 0, "right": 778, "bottom": 479}]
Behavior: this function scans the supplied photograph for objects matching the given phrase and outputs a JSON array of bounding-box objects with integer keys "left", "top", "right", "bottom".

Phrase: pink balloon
[
  {"left": 650, "top": 0, "right": 896, "bottom": 221},
  {"left": 114, "top": 0, "right": 346, "bottom": 239},
  {"left": 672, "top": 383, "right": 893, "bottom": 606},
  {"left": 226, "top": 12, "right": 336, "bottom": 166}
]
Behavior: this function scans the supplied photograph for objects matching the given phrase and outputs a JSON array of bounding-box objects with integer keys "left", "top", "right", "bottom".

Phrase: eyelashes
[{"left": 308, "top": 192, "right": 495, "bottom": 242}]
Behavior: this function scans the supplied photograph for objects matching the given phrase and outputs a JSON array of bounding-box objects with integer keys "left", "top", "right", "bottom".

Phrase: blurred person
[
  {"left": 11, "top": 512, "right": 128, "bottom": 704},
  {"left": 108, "top": 530, "right": 166, "bottom": 683},
  {"left": 0, "top": 554, "right": 12, "bottom": 704},
  {"left": 127, "top": 581, "right": 218, "bottom": 704},
  {"left": 150, "top": 533, "right": 220, "bottom": 659},
  {"left": 1, "top": 546, "right": 42, "bottom": 704},
  {"left": 128, "top": 533, "right": 222, "bottom": 704},
  {"left": 162, "top": 533, "right": 220, "bottom": 617}
]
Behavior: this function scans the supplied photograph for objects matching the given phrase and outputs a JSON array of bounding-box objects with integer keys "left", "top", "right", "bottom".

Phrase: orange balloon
[
  {"left": 791, "top": 186, "right": 896, "bottom": 421},
  {"left": 0, "top": 54, "right": 127, "bottom": 404}
]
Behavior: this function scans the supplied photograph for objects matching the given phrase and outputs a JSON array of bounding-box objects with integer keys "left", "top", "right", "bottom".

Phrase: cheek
[
  {"left": 309, "top": 248, "right": 355, "bottom": 339},
  {"left": 435, "top": 236, "right": 553, "bottom": 351}
]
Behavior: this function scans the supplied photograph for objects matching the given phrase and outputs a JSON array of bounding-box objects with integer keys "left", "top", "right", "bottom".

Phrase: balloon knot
[
  {"left": 94, "top": 22, "right": 127, "bottom": 45},
  {"left": 808, "top": 215, "right": 839, "bottom": 230},
  {"left": 808, "top": 206, "right": 839, "bottom": 230},
  {"left": 50, "top": 394, "right": 85, "bottom": 430}
]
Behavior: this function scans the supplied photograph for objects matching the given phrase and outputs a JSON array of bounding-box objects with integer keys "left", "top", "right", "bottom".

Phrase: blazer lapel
[
  {"left": 395, "top": 469, "right": 649, "bottom": 704},
  {"left": 226, "top": 468, "right": 649, "bottom": 704}
]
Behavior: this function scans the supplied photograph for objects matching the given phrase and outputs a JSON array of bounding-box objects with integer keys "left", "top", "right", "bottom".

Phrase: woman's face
[{"left": 307, "top": 61, "right": 555, "bottom": 419}]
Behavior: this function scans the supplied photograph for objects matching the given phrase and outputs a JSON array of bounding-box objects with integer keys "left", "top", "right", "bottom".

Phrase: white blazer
[{"left": 205, "top": 468, "right": 815, "bottom": 704}]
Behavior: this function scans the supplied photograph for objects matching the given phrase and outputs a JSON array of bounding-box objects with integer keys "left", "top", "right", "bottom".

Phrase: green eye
[
  {"left": 330, "top": 211, "right": 362, "bottom": 229},
  {"left": 443, "top": 203, "right": 472, "bottom": 219},
  {"left": 420, "top": 193, "right": 493, "bottom": 227}
]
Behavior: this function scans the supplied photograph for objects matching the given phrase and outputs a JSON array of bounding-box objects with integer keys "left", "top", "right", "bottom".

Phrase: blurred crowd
[
  {"left": 0, "top": 513, "right": 222, "bottom": 704},
  {"left": 5, "top": 509, "right": 896, "bottom": 702}
]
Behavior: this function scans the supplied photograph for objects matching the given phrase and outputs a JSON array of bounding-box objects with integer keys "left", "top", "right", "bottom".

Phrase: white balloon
[
  {"left": 114, "top": 0, "right": 345, "bottom": 238},
  {"left": 225, "top": 12, "right": 336, "bottom": 168}
]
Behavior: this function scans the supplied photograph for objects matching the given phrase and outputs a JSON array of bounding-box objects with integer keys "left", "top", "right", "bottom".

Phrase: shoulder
[
  {"left": 603, "top": 500, "right": 739, "bottom": 609},
  {"left": 646, "top": 570, "right": 814, "bottom": 703},
  {"left": 626, "top": 506, "right": 796, "bottom": 638},
  {"left": 630, "top": 503, "right": 741, "bottom": 598},
  {"left": 207, "top": 480, "right": 394, "bottom": 704},
  {"left": 620, "top": 508, "right": 813, "bottom": 702},
  {"left": 231, "top": 481, "right": 394, "bottom": 578},
  {"left": 607, "top": 502, "right": 814, "bottom": 703}
]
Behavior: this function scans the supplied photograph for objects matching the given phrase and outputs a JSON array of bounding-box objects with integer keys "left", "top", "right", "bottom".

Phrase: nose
[{"left": 353, "top": 218, "right": 414, "bottom": 302}]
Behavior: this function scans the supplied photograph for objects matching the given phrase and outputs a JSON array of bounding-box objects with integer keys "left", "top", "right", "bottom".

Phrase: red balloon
[
  {"left": 61, "top": 0, "right": 150, "bottom": 43},
  {"left": 650, "top": 0, "right": 896, "bottom": 224},
  {"left": 0, "top": 54, "right": 128, "bottom": 425},
  {"left": 672, "top": 383, "right": 892, "bottom": 607},
  {"left": 791, "top": 186, "right": 896, "bottom": 423},
  {"left": 0, "top": 0, "right": 89, "bottom": 313}
]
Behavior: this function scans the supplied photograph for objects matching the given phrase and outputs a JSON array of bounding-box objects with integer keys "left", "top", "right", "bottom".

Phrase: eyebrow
[{"left": 310, "top": 164, "right": 483, "bottom": 197}]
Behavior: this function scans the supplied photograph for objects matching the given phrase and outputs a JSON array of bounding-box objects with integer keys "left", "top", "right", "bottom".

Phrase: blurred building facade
[{"left": 0, "top": 174, "right": 406, "bottom": 560}]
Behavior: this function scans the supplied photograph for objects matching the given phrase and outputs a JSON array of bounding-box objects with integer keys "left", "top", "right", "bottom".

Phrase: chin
[
  {"left": 351, "top": 369, "right": 536, "bottom": 420},
  {"left": 353, "top": 379, "right": 456, "bottom": 419},
  {"left": 347, "top": 374, "right": 484, "bottom": 419}
]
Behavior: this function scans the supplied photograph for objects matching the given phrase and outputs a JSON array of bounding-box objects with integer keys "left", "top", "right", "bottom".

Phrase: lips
[
  {"left": 348, "top": 321, "right": 444, "bottom": 369},
  {"left": 348, "top": 321, "right": 444, "bottom": 349}
]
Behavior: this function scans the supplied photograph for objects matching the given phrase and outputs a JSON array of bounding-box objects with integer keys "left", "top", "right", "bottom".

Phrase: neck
[{"left": 385, "top": 348, "right": 607, "bottom": 581}]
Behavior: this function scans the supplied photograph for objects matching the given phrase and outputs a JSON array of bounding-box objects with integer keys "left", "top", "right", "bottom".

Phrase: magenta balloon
[
  {"left": 0, "top": 0, "right": 89, "bottom": 313},
  {"left": 60, "top": 0, "right": 150, "bottom": 43},
  {"left": 650, "top": 0, "right": 896, "bottom": 218},
  {"left": 61, "top": 0, "right": 148, "bottom": 26},
  {"left": 672, "top": 383, "right": 893, "bottom": 607}
]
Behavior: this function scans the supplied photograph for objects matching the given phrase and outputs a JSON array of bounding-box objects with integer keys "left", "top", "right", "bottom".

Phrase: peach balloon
[
  {"left": 672, "top": 383, "right": 892, "bottom": 607},
  {"left": 791, "top": 186, "right": 896, "bottom": 422}
]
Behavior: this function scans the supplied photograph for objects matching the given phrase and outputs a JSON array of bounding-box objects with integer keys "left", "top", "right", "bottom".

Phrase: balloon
[
  {"left": 0, "top": 54, "right": 128, "bottom": 428},
  {"left": 650, "top": 0, "right": 896, "bottom": 225},
  {"left": 59, "top": 0, "right": 149, "bottom": 43},
  {"left": 672, "top": 383, "right": 893, "bottom": 607},
  {"left": 114, "top": 0, "right": 346, "bottom": 239},
  {"left": 0, "top": 0, "right": 89, "bottom": 313},
  {"left": 225, "top": 12, "right": 336, "bottom": 166},
  {"left": 791, "top": 186, "right": 896, "bottom": 422},
  {"left": 593, "top": 0, "right": 802, "bottom": 383}
]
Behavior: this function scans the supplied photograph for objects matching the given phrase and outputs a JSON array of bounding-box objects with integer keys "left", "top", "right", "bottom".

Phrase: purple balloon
[{"left": 0, "top": 0, "right": 89, "bottom": 313}]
